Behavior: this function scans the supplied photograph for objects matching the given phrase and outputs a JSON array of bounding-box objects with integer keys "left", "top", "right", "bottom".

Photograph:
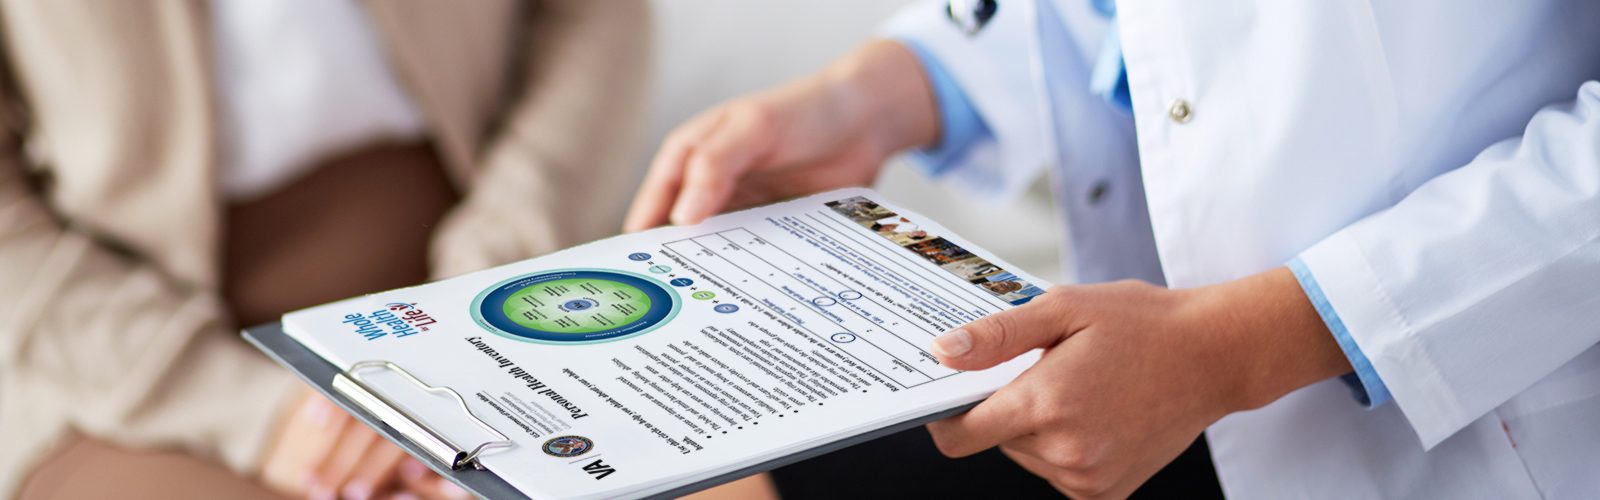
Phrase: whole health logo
[
  {"left": 543, "top": 435, "right": 594, "bottom": 458},
  {"left": 386, "top": 302, "right": 438, "bottom": 331},
  {"left": 341, "top": 301, "right": 436, "bottom": 341}
]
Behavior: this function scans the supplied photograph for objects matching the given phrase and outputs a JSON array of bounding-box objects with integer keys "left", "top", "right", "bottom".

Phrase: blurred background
[{"left": 639, "top": 0, "right": 1068, "bottom": 284}]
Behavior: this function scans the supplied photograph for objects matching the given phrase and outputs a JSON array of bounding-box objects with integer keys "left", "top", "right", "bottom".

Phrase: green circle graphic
[
  {"left": 470, "top": 269, "right": 680, "bottom": 345},
  {"left": 501, "top": 277, "right": 653, "bottom": 334}
]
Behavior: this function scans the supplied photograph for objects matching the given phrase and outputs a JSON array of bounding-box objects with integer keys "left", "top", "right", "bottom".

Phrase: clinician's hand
[
  {"left": 624, "top": 40, "right": 940, "bottom": 232},
  {"left": 926, "top": 269, "right": 1353, "bottom": 499}
]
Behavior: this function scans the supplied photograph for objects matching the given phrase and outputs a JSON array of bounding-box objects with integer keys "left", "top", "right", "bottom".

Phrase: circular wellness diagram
[{"left": 472, "top": 269, "right": 680, "bottom": 344}]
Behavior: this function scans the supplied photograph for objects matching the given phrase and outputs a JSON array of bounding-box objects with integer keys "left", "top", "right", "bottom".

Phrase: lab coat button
[
  {"left": 1168, "top": 99, "right": 1193, "bottom": 123},
  {"left": 947, "top": 0, "right": 998, "bottom": 35},
  {"left": 1088, "top": 181, "right": 1110, "bottom": 205}
]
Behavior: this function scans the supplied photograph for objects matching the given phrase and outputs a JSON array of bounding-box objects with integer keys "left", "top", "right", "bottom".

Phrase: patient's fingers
[
  {"left": 260, "top": 391, "right": 353, "bottom": 496},
  {"left": 396, "top": 458, "right": 472, "bottom": 500},
  {"left": 308, "top": 423, "right": 381, "bottom": 499},
  {"left": 339, "top": 441, "right": 408, "bottom": 500}
]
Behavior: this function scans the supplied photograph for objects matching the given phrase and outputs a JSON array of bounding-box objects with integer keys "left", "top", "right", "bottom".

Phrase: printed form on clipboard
[{"left": 278, "top": 188, "right": 1051, "bottom": 499}]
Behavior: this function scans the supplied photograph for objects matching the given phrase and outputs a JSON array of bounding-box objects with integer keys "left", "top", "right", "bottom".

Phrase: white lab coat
[{"left": 885, "top": 0, "right": 1600, "bottom": 497}]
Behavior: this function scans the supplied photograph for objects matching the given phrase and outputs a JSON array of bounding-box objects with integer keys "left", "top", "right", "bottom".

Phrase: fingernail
[
  {"left": 308, "top": 483, "right": 336, "bottom": 500},
  {"left": 341, "top": 480, "right": 372, "bottom": 500},
  {"left": 303, "top": 398, "right": 333, "bottom": 426},
  {"left": 392, "top": 494, "right": 420, "bottom": 500},
  {"left": 933, "top": 329, "right": 972, "bottom": 358},
  {"left": 442, "top": 480, "right": 471, "bottom": 499},
  {"left": 401, "top": 459, "right": 427, "bottom": 480},
  {"left": 669, "top": 202, "right": 699, "bottom": 226}
]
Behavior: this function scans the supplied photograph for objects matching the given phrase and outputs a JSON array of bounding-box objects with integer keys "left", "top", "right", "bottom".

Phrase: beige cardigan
[{"left": 0, "top": 0, "right": 649, "bottom": 494}]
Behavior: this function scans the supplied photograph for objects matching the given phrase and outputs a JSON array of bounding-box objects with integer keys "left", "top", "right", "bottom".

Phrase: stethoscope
[{"left": 947, "top": 0, "right": 999, "bottom": 35}]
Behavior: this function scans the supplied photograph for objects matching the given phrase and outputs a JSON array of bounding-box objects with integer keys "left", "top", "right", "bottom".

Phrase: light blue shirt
[{"left": 894, "top": 2, "right": 1392, "bottom": 408}]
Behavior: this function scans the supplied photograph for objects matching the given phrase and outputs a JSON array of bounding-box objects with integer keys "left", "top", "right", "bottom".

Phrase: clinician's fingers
[
  {"left": 999, "top": 432, "right": 1099, "bottom": 473},
  {"left": 622, "top": 153, "right": 685, "bottom": 232},
  {"left": 339, "top": 441, "right": 408, "bottom": 500},
  {"left": 930, "top": 292, "right": 1076, "bottom": 370},
  {"left": 624, "top": 110, "right": 727, "bottom": 232},
  {"left": 669, "top": 105, "right": 779, "bottom": 226},
  {"left": 925, "top": 385, "right": 1033, "bottom": 457},
  {"left": 1000, "top": 446, "right": 1072, "bottom": 492},
  {"left": 1004, "top": 444, "right": 1131, "bottom": 500}
]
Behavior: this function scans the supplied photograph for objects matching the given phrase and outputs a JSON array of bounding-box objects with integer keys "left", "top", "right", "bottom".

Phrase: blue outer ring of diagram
[{"left": 470, "top": 268, "right": 680, "bottom": 345}]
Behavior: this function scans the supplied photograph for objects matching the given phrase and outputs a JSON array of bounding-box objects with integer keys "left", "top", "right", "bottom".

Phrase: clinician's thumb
[{"left": 931, "top": 300, "right": 1069, "bottom": 371}]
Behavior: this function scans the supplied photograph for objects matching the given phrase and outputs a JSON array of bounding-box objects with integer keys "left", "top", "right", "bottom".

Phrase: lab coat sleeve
[
  {"left": 1296, "top": 80, "right": 1600, "bottom": 449},
  {"left": 879, "top": 0, "right": 1052, "bottom": 202},
  {"left": 893, "top": 38, "right": 994, "bottom": 178}
]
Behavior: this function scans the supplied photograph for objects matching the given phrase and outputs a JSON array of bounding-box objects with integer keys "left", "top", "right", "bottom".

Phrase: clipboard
[
  {"left": 244, "top": 322, "right": 527, "bottom": 499},
  {"left": 244, "top": 322, "right": 979, "bottom": 499}
]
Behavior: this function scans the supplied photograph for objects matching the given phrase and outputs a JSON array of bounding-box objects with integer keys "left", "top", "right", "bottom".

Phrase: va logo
[
  {"left": 581, "top": 458, "right": 617, "bottom": 480},
  {"left": 542, "top": 435, "right": 594, "bottom": 458}
]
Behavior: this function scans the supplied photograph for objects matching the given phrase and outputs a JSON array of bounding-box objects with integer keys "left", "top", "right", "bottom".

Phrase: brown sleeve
[
  {"left": 0, "top": 131, "right": 303, "bottom": 495},
  {"left": 430, "top": 0, "right": 654, "bottom": 278},
  {"left": 0, "top": 18, "right": 299, "bottom": 499}
]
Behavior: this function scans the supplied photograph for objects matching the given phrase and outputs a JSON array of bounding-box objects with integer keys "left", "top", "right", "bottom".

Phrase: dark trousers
[{"left": 771, "top": 427, "right": 1222, "bottom": 499}]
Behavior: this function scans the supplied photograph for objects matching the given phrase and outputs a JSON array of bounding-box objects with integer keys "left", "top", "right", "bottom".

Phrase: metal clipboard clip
[{"left": 332, "top": 360, "right": 515, "bottom": 470}]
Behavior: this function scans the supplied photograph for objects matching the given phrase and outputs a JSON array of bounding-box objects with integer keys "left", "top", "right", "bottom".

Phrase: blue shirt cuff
[
  {"left": 1288, "top": 257, "right": 1394, "bottom": 407},
  {"left": 891, "top": 37, "right": 991, "bottom": 177}
]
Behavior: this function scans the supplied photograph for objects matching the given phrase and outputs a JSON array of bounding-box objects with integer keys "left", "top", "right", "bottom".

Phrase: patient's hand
[
  {"left": 623, "top": 39, "right": 939, "bottom": 232},
  {"left": 261, "top": 389, "right": 470, "bottom": 499}
]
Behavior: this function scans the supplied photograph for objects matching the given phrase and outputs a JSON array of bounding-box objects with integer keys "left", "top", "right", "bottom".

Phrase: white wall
[{"left": 642, "top": 0, "right": 1066, "bottom": 283}]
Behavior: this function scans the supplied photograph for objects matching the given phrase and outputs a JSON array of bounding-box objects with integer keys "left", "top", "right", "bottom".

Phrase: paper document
[{"left": 282, "top": 188, "right": 1049, "bottom": 499}]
